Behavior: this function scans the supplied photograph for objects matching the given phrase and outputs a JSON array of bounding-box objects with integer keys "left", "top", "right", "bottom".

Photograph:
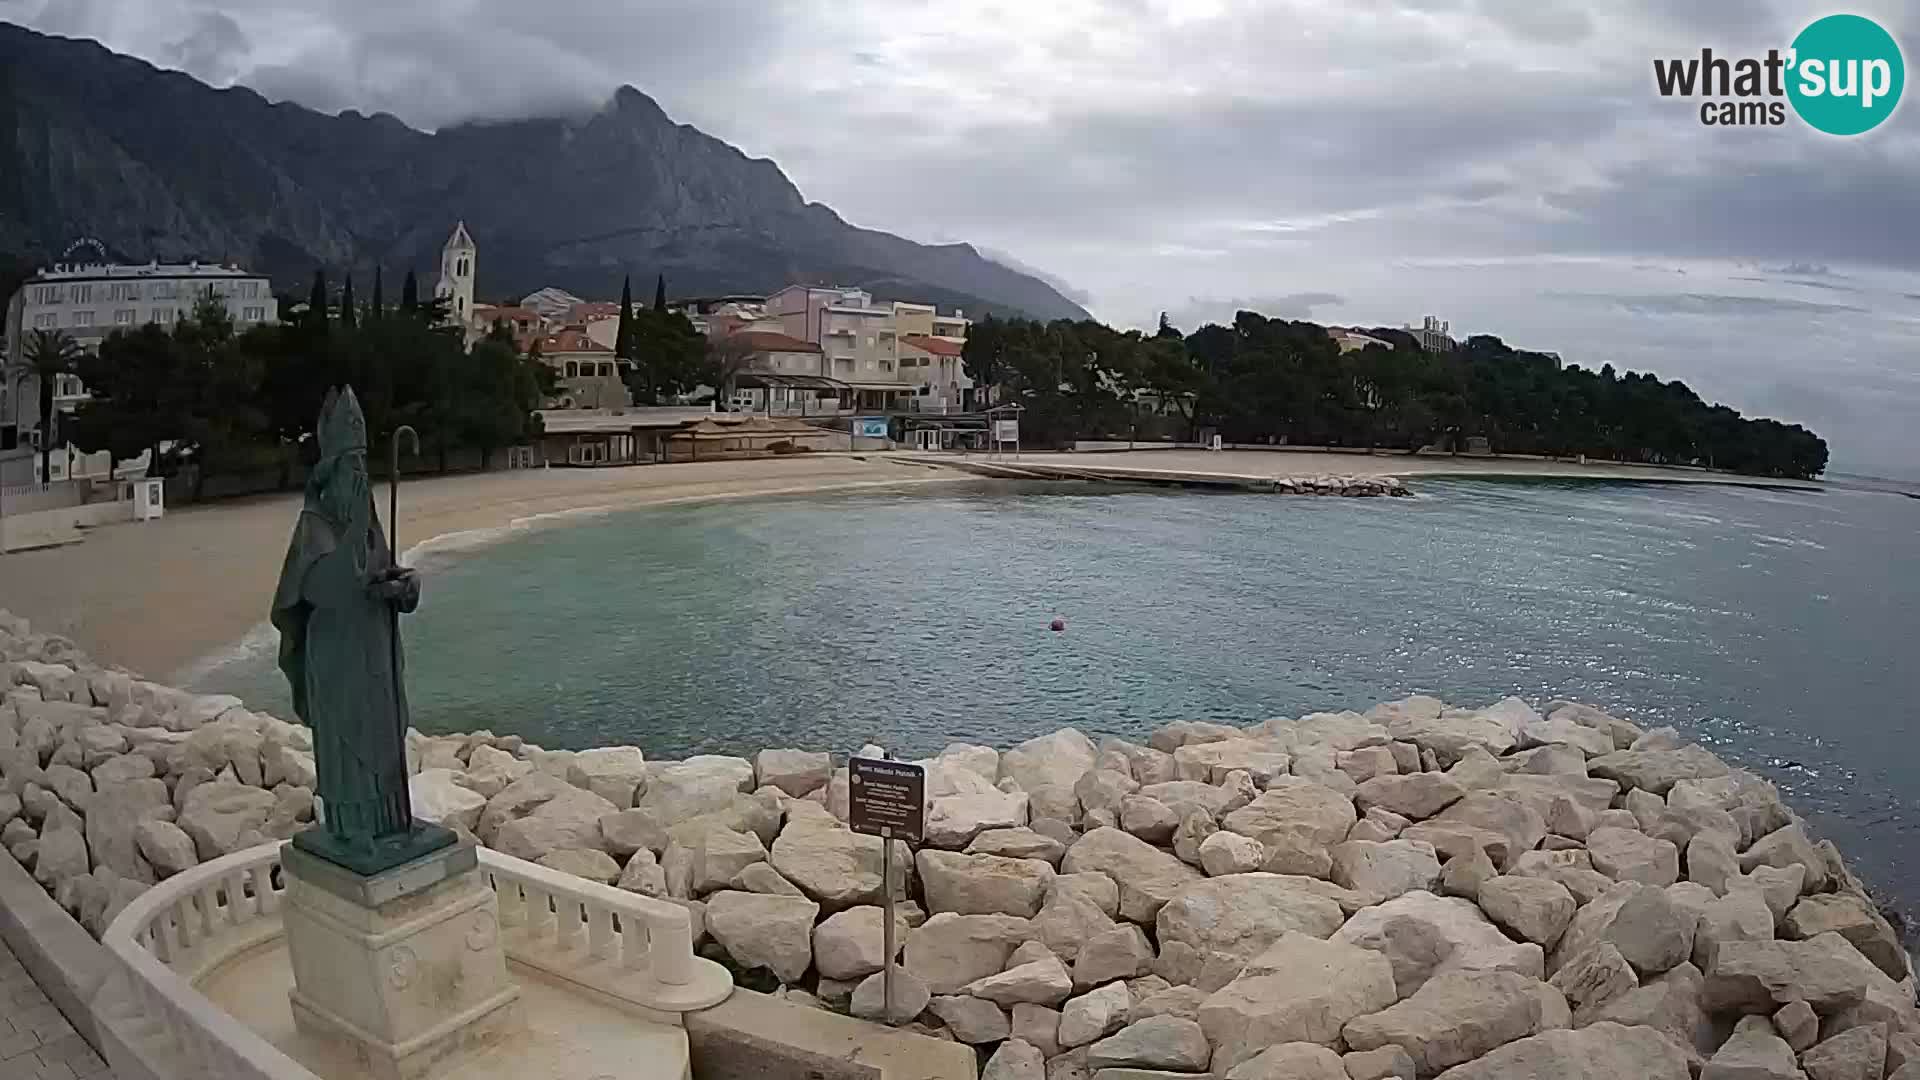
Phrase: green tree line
[
  {"left": 57, "top": 271, "right": 554, "bottom": 496},
  {"left": 963, "top": 310, "right": 1828, "bottom": 480}
]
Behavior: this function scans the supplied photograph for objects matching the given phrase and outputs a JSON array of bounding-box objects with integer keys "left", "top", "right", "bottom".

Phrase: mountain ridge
[{"left": 0, "top": 22, "right": 1090, "bottom": 320}]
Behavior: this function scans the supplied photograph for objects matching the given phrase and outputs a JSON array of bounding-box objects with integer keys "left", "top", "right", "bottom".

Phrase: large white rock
[
  {"left": 1551, "top": 881, "right": 1694, "bottom": 977},
  {"left": 1784, "top": 892, "right": 1909, "bottom": 981},
  {"left": 1704, "top": 932, "right": 1901, "bottom": 1016},
  {"left": 634, "top": 755, "right": 755, "bottom": 820},
  {"left": 1172, "top": 740, "right": 1291, "bottom": 785},
  {"left": 769, "top": 816, "right": 902, "bottom": 910},
  {"left": 1799, "top": 1024, "right": 1887, "bottom": 1080},
  {"left": 1135, "top": 780, "right": 1233, "bottom": 819},
  {"left": 1586, "top": 826, "right": 1680, "bottom": 886},
  {"left": 919, "top": 849, "right": 1055, "bottom": 917},
  {"left": 1076, "top": 769, "right": 1141, "bottom": 818},
  {"left": 1332, "top": 890, "right": 1544, "bottom": 995},
  {"left": 1223, "top": 1043, "right": 1349, "bottom": 1080},
  {"left": 1197, "top": 932, "right": 1397, "bottom": 1069},
  {"left": 536, "top": 849, "right": 620, "bottom": 884},
  {"left": 1061, "top": 828, "right": 1205, "bottom": 924},
  {"left": 970, "top": 827, "right": 1067, "bottom": 865},
  {"left": 1401, "top": 792, "right": 1545, "bottom": 870},
  {"left": 983, "top": 1039, "right": 1046, "bottom": 1080},
  {"left": 475, "top": 772, "right": 577, "bottom": 840},
  {"left": 753, "top": 749, "right": 832, "bottom": 797},
  {"left": 409, "top": 768, "right": 485, "bottom": 833},
  {"left": 849, "top": 969, "right": 930, "bottom": 1023},
  {"left": 812, "top": 905, "right": 910, "bottom": 980},
  {"left": 1354, "top": 773, "right": 1466, "bottom": 821},
  {"left": 490, "top": 786, "right": 617, "bottom": 861},
  {"left": 1587, "top": 746, "right": 1730, "bottom": 796},
  {"left": 1198, "top": 831, "right": 1265, "bottom": 877},
  {"left": 926, "top": 789, "right": 1031, "bottom": 849},
  {"left": 177, "top": 780, "right": 275, "bottom": 860},
  {"left": 1086, "top": 1016, "right": 1211, "bottom": 1072},
  {"left": 1429, "top": 1021, "right": 1690, "bottom": 1079},
  {"left": 1740, "top": 823, "right": 1831, "bottom": 893},
  {"left": 1477, "top": 875, "right": 1575, "bottom": 948},
  {"left": 566, "top": 746, "right": 648, "bottom": 807},
  {"left": 1384, "top": 699, "right": 1529, "bottom": 765},
  {"left": 1073, "top": 924, "right": 1154, "bottom": 990},
  {"left": 1515, "top": 717, "right": 1615, "bottom": 758},
  {"left": 1341, "top": 970, "right": 1569, "bottom": 1077},
  {"left": 1222, "top": 779, "right": 1356, "bottom": 848},
  {"left": 705, "top": 889, "right": 819, "bottom": 983},
  {"left": 1058, "top": 982, "right": 1132, "bottom": 1048},
  {"left": 1329, "top": 839, "right": 1440, "bottom": 904},
  {"left": 1001, "top": 728, "right": 1098, "bottom": 822},
  {"left": 1701, "top": 1014, "right": 1803, "bottom": 1080},
  {"left": 616, "top": 849, "right": 666, "bottom": 896},
  {"left": 1033, "top": 878, "right": 1120, "bottom": 963},
  {"left": 85, "top": 778, "right": 171, "bottom": 883},
  {"left": 33, "top": 803, "right": 89, "bottom": 887},
  {"left": 905, "top": 912, "right": 1035, "bottom": 994},
  {"left": 133, "top": 819, "right": 197, "bottom": 878},
  {"left": 964, "top": 954, "right": 1075, "bottom": 1007},
  {"left": 928, "top": 994, "right": 1011, "bottom": 1043},
  {"left": 1156, "top": 874, "right": 1346, "bottom": 987},
  {"left": 1546, "top": 943, "right": 1637, "bottom": 1017},
  {"left": 460, "top": 744, "right": 532, "bottom": 798},
  {"left": 688, "top": 826, "right": 769, "bottom": 894}
]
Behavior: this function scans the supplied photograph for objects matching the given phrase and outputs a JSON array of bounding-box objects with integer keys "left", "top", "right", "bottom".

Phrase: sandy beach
[
  {"left": 0, "top": 454, "right": 968, "bottom": 682},
  {"left": 0, "top": 448, "right": 1816, "bottom": 683}
]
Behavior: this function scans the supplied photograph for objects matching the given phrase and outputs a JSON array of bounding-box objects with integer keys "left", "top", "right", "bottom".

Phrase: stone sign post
[{"left": 270, "top": 386, "right": 521, "bottom": 1079}]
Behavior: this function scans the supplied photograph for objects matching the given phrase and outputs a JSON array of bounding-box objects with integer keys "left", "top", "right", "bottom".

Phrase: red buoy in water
[{"left": 1049, "top": 617, "right": 1066, "bottom": 632}]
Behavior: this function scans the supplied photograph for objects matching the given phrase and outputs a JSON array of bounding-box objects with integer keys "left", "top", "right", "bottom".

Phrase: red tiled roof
[
  {"left": 729, "top": 330, "right": 822, "bottom": 353},
  {"left": 570, "top": 302, "right": 622, "bottom": 321},
  {"left": 902, "top": 334, "right": 964, "bottom": 357},
  {"left": 540, "top": 328, "right": 611, "bottom": 353}
]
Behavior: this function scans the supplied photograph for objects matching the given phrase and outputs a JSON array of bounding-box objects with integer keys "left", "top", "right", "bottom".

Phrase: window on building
[
  {"left": 32, "top": 285, "right": 62, "bottom": 304},
  {"left": 72, "top": 311, "right": 94, "bottom": 327},
  {"left": 151, "top": 282, "right": 176, "bottom": 299},
  {"left": 154, "top": 309, "right": 175, "bottom": 324},
  {"left": 115, "top": 310, "right": 135, "bottom": 325},
  {"left": 240, "top": 306, "right": 264, "bottom": 322},
  {"left": 239, "top": 282, "right": 259, "bottom": 299},
  {"left": 565, "top": 362, "right": 579, "bottom": 378},
  {"left": 31, "top": 313, "right": 56, "bottom": 329},
  {"left": 71, "top": 284, "right": 93, "bottom": 304}
]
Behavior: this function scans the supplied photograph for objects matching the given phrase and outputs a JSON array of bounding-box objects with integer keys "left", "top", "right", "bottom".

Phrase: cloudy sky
[{"left": 6, "top": 0, "right": 1919, "bottom": 473}]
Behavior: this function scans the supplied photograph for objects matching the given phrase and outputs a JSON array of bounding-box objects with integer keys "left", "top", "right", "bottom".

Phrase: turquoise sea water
[{"left": 199, "top": 478, "right": 1920, "bottom": 909}]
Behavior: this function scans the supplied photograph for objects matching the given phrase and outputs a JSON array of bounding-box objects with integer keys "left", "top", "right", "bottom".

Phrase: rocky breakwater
[
  {"left": 3, "top": 609, "right": 1917, "bottom": 1080},
  {"left": 1270, "top": 475, "right": 1411, "bottom": 497}
]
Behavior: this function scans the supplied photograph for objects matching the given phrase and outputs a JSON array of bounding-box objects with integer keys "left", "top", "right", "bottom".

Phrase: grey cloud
[
  {"left": 163, "top": 11, "right": 249, "bottom": 86},
  {"left": 1546, "top": 292, "right": 1867, "bottom": 316},
  {"left": 1168, "top": 293, "right": 1346, "bottom": 330},
  {"left": 978, "top": 248, "right": 1093, "bottom": 308},
  {"left": 1475, "top": 0, "right": 1594, "bottom": 44}
]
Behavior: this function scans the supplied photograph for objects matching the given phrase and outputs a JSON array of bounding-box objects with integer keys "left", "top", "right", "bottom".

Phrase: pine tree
[
  {"left": 653, "top": 273, "right": 667, "bottom": 313},
  {"left": 340, "top": 274, "right": 358, "bottom": 330},
  {"left": 401, "top": 270, "right": 420, "bottom": 313},
  {"left": 371, "top": 266, "right": 385, "bottom": 320},
  {"left": 615, "top": 276, "right": 635, "bottom": 360},
  {"left": 307, "top": 270, "right": 328, "bottom": 328}
]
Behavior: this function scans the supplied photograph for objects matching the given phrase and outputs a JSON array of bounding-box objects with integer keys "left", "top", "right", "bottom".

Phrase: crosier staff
[{"left": 387, "top": 425, "right": 420, "bottom": 750}]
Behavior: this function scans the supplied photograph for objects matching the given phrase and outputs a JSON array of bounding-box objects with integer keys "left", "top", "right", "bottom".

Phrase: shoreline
[
  {"left": 2, "top": 613, "right": 1913, "bottom": 1075},
  {"left": 0, "top": 449, "right": 1827, "bottom": 685}
]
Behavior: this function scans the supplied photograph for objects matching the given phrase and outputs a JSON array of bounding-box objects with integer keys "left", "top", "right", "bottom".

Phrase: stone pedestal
[{"left": 282, "top": 840, "right": 523, "bottom": 1080}]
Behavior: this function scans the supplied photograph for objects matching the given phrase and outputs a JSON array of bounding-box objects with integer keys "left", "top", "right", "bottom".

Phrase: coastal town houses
[{"left": 2, "top": 257, "right": 276, "bottom": 485}]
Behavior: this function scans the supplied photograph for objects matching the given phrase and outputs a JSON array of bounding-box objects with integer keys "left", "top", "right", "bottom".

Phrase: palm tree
[{"left": 22, "top": 329, "right": 80, "bottom": 484}]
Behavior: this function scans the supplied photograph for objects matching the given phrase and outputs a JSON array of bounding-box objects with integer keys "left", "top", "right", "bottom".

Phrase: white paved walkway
[{"left": 0, "top": 936, "right": 109, "bottom": 1080}]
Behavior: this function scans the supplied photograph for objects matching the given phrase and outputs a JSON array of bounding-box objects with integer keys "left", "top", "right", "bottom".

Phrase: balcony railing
[{"left": 99, "top": 842, "right": 732, "bottom": 1080}]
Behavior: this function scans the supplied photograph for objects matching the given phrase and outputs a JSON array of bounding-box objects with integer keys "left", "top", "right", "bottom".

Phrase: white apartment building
[
  {"left": 1406, "top": 315, "right": 1453, "bottom": 353},
  {"left": 3, "top": 260, "right": 278, "bottom": 477}
]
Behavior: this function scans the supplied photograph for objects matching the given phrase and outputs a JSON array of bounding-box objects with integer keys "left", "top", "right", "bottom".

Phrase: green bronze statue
[{"left": 272, "top": 386, "right": 453, "bottom": 875}]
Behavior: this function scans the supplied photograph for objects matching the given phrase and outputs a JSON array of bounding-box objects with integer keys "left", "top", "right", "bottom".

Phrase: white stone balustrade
[{"left": 97, "top": 842, "right": 732, "bottom": 1080}]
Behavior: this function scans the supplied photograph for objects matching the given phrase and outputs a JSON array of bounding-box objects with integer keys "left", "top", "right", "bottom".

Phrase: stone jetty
[{"left": 2, "top": 609, "right": 1915, "bottom": 1079}]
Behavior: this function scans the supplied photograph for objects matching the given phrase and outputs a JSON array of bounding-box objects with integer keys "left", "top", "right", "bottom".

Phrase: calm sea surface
[{"left": 199, "top": 478, "right": 1920, "bottom": 909}]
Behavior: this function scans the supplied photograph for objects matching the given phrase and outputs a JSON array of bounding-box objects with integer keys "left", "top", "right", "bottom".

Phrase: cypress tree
[
  {"left": 307, "top": 270, "right": 328, "bottom": 329},
  {"left": 615, "top": 275, "right": 635, "bottom": 360},
  {"left": 401, "top": 270, "right": 420, "bottom": 313},
  {"left": 340, "top": 273, "right": 357, "bottom": 330},
  {"left": 370, "top": 266, "right": 385, "bottom": 320},
  {"left": 653, "top": 273, "right": 667, "bottom": 313}
]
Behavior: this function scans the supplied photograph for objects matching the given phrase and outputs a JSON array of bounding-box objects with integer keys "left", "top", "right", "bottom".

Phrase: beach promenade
[{"left": 0, "top": 449, "right": 1814, "bottom": 684}]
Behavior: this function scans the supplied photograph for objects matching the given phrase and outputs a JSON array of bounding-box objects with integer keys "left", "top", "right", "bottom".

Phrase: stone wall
[{"left": 3, "top": 608, "right": 1917, "bottom": 1080}]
